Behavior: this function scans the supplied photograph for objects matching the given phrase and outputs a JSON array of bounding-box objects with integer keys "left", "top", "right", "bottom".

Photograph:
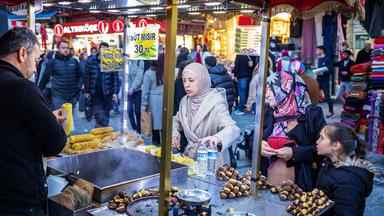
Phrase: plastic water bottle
[
  {"left": 196, "top": 144, "right": 208, "bottom": 176},
  {"left": 207, "top": 144, "right": 218, "bottom": 175}
]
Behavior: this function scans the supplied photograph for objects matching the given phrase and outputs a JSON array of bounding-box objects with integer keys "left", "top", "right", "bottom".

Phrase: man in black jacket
[
  {"left": 0, "top": 28, "right": 67, "bottom": 215},
  {"left": 232, "top": 54, "right": 257, "bottom": 115},
  {"left": 355, "top": 41, "right": 372, "bottom": 64},
  {"left": 316, "top": 46, "right": 334, "bottom": 118},
  {"left": 205, "top": 56, "right": 235, "bottom": 113},
  {"left": 39, "top": 40, "right": 82, "bottom": 110},
  {"left": 334, "top": 49, "right": 355, "bottom": 102},
  {"left": 84, "top": 42, "right": 118, "bottom": 127}
]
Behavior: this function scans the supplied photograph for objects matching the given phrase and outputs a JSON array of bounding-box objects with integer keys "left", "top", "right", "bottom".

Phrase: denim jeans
[
  {"left": 92, "top": 93, "right": 112, "bottom": 127},
  {"left": 335, "top": 81, "right": 351, "bottom": 101},
  {"left": 51, "top": 95, "right": 78, "bottom": 111},
  {"left": 318, "top": 80, "right": 334, "bottom": 113},
  {"left": 237, "top": 77, "right": 252, "bottom": 111},
  {"left": 128, "top": 90, "right": 142, "bottom": 133}
]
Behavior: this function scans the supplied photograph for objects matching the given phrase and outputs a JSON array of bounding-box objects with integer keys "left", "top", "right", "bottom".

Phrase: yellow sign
[
  {"left": 128, "top": 26, "right": 159, "bottom": 60},
  {"left": 100, "top": 48, "right": 124, "bottom": 72}
]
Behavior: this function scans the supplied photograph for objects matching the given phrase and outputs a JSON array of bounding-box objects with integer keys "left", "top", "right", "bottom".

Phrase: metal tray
[{"left": 47, "top": 148, "right": 188, "bottom": 203}]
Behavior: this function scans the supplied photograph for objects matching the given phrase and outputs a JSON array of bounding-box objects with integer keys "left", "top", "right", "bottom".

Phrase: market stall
[{"left": 0, "top": 0, "right": 360, "bottom": 216}]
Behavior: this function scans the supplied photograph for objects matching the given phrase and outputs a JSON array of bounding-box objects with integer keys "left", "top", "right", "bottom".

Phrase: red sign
[
  {"left": 98, "top": 21, "right": 109, "bottom": 34},
  {"left": 54, "top": 24, "right": 64, "bottom": 37},
  {"left": 53, "top": 20, "right": 124, "bottom": 38},
  {"left": 112, "top": 20, "right": 124, "bottom": 32}
]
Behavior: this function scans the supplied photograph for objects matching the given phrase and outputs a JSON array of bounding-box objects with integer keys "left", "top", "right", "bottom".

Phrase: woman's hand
[
  {"left": 199, "top": 136, "right": 221, "bottom": 147},
  {"left": 172, "top": 136, "right": 181, "bottom": 150},
  {"left": 261, "top": 140, "right": 277, "bottom": 157},
  {"left": 275, "top": 147, "right": 293, "bottom": 161}
]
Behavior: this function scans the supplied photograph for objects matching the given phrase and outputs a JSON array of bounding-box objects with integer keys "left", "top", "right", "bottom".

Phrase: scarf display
[{"left": 367, "top": 90, "right": 384, "bottom": 154}]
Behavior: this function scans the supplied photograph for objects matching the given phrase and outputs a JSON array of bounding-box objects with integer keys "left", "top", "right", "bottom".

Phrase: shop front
[{"left": 53, "top": 19, "right": 125, "bottom": 54}]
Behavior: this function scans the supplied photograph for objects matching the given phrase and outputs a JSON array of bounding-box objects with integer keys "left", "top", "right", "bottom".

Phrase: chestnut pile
[
  {"left": 220, "top": 178, "right": 251, "bottom": 199},
  {"left": 108, "top": 187, "right": 180, "bottom": 213},
  {"left": 216, "top": 164, "right": 240, "bottom": 181},
  {"left": 255, "top": 173, "right": 272, "bottom": 190},
  {"left": 270, "top": 180, "right": 304, "bottom": 201},
  {"left": 286, "top": 188, "right": 334, "bottom": 216}
]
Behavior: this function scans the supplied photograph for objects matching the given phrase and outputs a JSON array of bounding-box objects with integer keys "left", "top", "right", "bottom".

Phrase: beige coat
[{"left": 173, "top": 88, "right": 240, "bottom": 166}]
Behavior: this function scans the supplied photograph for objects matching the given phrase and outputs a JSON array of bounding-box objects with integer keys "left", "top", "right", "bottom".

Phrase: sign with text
[
  {"left": 235, "top": 26, "right": 262, "bottom": 55},
  {"left": 54, "top": 20, "right": 123, "bottom": 38},
  {"left": 100, "top": 48, "right": 124, "bottom": 72},
  {"left": 128, "top": 26, "right": 159, "bottom": 60}
]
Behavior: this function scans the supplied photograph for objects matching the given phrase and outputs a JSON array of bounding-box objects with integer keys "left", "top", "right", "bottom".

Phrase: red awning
[
  {"left": 236, "top": 0, "right": 355, "bottom": 11},
  {"left": 0, "top": 0, "right": 26, "bottom": 6}
]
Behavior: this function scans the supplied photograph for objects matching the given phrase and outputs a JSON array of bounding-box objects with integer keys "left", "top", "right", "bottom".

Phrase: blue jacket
[
  {"left": 39, "top": 53, "right": 81, "bottom": 99},
  {"left": 84, "top": 54, "right": 118, "bottom": 96}
]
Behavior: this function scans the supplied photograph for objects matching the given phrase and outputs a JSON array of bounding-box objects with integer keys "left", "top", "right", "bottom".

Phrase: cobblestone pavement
[{"left": 72, "top": 102, "right": 384, "bottom": 215}]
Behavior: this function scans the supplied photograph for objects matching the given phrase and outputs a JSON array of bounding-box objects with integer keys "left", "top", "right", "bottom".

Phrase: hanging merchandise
[
  {"left": 289, "top": 17, "right": 302, "bottom": 38},
  {"left": 322, "top": 12, "right": 338, "bottom": 58},
  {"left": 368, "top": 90, "right": 384, "bottom": 155},
  {"left": 363, "top": 0, "right": 384, "bottom": 38},
  {"left": 300, "top": 18, "right": 316, "bottom": 65}
]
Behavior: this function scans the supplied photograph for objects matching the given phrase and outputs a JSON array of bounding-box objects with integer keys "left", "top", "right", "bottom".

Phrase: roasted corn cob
[
  {"left": 71, "top": 141, "right": 102, "bottom": 151},
  {"left": 68, "top": 134, "right": 96, "bottom": 143},
  {"left": 90, "top": 127, "right": 114, "bottom": 135}
]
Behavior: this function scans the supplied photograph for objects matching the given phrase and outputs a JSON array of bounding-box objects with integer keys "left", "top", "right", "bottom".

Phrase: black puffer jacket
[
  {"left": 0, "top": 60, "right": 66, "bottom": 211},
  {"left": 316, "top": 157, "right": 376, "bottom": 216},
  {"left": 39, "top": 53, "right": 81, "bottom": 99},
  {"left": 84, "top": 54, "right": 119, "bottom": 95},
  {"left": 208, "top": 64, "right": 235, "bottom": 111}
]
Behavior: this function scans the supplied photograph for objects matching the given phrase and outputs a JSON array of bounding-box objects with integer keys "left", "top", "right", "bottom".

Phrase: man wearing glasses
[{"left": 39, "top": 40, "right": 82, "bottom": 110}]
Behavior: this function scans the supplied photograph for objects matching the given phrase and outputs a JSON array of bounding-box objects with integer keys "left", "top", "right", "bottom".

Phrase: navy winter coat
[
  {"left": 84, "top": 54, "right": 119, "bottom": 96},
  {"left": 208, "top": 64, "right": 235, "bottom": 111},
  {"left": 39, "top": 53, "right": 81, "bottom": 100}
]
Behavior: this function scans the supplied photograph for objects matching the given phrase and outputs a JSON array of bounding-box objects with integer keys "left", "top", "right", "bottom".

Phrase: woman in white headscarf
[{"left": 172, "top": 63, "right": 240, "bottom": 165}]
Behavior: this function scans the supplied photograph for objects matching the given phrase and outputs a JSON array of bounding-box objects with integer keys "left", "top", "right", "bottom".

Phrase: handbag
[{"left": 141, "top": 111, "right": 152, "bottom": 136}]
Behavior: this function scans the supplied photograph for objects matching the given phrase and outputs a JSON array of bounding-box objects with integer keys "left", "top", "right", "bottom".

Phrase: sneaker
[
  {"left": 234, "top": 110, "right": 245, "bottom": 115},
  {"left": 326, "top": 113, "right": 334, "bottom": 118}
]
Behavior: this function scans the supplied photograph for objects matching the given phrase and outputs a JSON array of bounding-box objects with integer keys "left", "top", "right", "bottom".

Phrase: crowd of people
[{"left": 0, "top": 27, "right": 379, "bottom": 216}]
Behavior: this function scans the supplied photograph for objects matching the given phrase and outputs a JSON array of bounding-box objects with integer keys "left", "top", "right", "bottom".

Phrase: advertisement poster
[
  {"left": 100, "top": 48, "right": 124, "bottom": 72},
  {"left": 128, "top": 26, "right": 159, "bottom": 60}
]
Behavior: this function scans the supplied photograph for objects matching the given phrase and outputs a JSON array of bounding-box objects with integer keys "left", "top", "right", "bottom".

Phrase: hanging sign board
[
  {"left": 235, "top": 25, "right": 262, "bottom": 55},
  {"left": 100, "top": 48, "right": 124, "bottom": 72},
  {"left": 128, "top": 26, "right": 159, "bottom": 60},
  {"left": 7, "top": 0, "right": 43, "bottom": 16}
]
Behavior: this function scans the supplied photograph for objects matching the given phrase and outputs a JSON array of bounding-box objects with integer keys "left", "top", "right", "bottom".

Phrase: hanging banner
[
  {"left": 235, "top": 25, "right": 262, "bottom": 55},
  {"left": 128, "top": 26, "right": 159, "bottom": 60},
  {"left": 100, "top": 48, "right": 124, "bottom": 72}
]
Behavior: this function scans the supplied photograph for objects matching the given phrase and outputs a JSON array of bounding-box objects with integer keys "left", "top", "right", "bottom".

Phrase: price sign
[
  {"left": 235, "top": 26, "right": 262, "bottom": 55},
  {"left": 100, "top": 48, "right": 124, "bottom": 72},
  {"left": 128, "top": 26, "right": 159, "bottom": 60}
]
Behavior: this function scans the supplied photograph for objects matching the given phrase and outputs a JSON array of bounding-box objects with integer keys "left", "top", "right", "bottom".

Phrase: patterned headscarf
[
  {"left": 183, "top": 63, "right": 212, "bottom": 124},
  {"left": 266, "top": 71, "right": 311, "bottom": 136}
]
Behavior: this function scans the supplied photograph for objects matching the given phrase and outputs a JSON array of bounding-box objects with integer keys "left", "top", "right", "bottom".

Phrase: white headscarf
[{"left": 182, "top": 63, "right": 212, "bottom": 124}]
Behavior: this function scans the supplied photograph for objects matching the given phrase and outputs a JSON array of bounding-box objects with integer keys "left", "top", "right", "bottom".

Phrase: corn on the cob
[
  {"left": 90, "top": 127, "right": 113, "bottom": 135},
  {"left": 102, "top": 136, "right": 113, "bottom": 143},
  {"left": 71, "top": 141, "right": 102, "bottom": 151},
  {"left": 68, "top": 134, "right": 96, "bottom": 143}
]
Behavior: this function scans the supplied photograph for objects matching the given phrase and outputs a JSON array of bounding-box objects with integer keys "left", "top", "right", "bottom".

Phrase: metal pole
[
  {"left": 120, "top": 18, "right": 130, "bottom": 145},
  {"left": 159, "top": 0, "right": 178, "bottom": 215},
  {"left": 250, "top": 0, "right": 272, "bottom": 195},
  {"left": 27, "top": 0, "right": 35, "bottom": 33}
]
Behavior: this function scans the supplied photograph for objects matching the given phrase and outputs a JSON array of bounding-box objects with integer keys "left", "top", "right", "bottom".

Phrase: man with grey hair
[
  {"left": 0, "top": 27, "right": 67, "bottom": 215},
  {"left": 355, "top": 41, "right": 372, "bottom": 64}
]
